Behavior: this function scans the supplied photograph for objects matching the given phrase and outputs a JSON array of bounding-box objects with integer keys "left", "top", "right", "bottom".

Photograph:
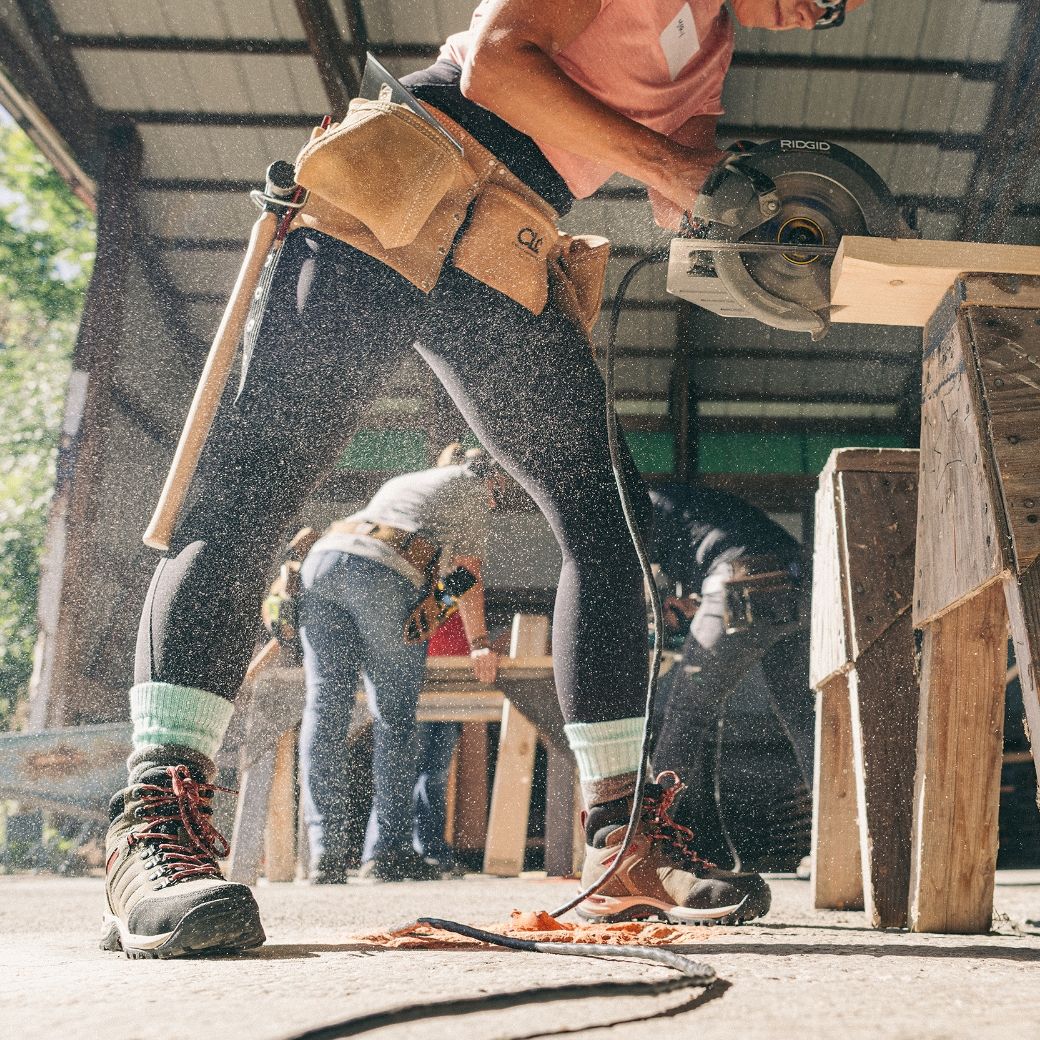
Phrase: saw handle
[{"left": 143, "top": 209, "right": 279, "bottom": 551}]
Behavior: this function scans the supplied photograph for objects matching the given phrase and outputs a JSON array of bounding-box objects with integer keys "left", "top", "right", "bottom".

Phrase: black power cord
[{"left": 414, "top": 248, "right": 710, "bottom": 966}]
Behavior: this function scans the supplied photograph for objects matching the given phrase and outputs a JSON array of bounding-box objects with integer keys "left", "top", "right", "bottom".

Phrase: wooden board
[
  {"left": 913, "top": 294, "right": 1009, "bottom": 627},
  {"left": 483, "top": 699, "right": 538, "bottom": 876},
  {"left": 810, "top": 464, "right": 850, "bottom": 688},
  {"left": 830, "top": 237, "right": 1040, "bottom": 327},
  {"left": 839, "top": 468, "right": 918, "bottom": 660},
  {"left": 825, "top": 447, "right": 920, "bottom": 474},
  {"left": 811, "top": 448, "right": 919, "bottom": 686},
  {"left": 847, "top": 611, "right": 919, "bottom": 929},
  {"left": 811, "top": 676, "right": 865, "bottom": 911},
  {"left": 544, "top": 744, "right": 578, "bottom": 877},
  {"left": 263, "top": 727, "right": 297, "bottom": 882},
  {"left": 909, "top": 581, "right": 1007, "bottom": 934},
  {"left": 453, "top": 722, "right": 489, "bottom": 850},
  {"left": 483, "top": 615, "right": 548, "bottom": 877},
  {"left": 968, "top": 301, "right": 1040, "bottom": 574}
]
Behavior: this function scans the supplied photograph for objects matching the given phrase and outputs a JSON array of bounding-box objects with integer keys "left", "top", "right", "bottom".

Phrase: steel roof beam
[
  {"left": 294, "top": 0, "right": 360, "bottom": 115},
  {"left": 8, "top": 0, "right": 103, "bottom": 175},
  {"left": 64, "top": 34, "right": 312, "bottom": 54}
]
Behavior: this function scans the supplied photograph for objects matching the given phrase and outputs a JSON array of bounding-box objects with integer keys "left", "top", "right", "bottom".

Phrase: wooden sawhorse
[
  {"left": 810, "top": 448, "right": 920, "bottom": 928},
  {"left": 910, "top": 273, "right": 1040, "bottom": 932},
  {"left": 824, "top": 242, "right": 1040, "bottom": 933}
]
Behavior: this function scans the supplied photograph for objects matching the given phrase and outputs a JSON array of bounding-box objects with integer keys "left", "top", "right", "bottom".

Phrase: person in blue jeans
[{"left": 298, "top": 446, "right": 502, "bottom": 882}]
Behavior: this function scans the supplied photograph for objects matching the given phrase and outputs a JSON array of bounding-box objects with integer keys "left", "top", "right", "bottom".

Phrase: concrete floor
[{"left": 2, "top": 872, "right": 1040, "bottom": 1040}]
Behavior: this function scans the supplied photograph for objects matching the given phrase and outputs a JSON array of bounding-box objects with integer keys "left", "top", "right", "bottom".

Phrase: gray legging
[{"left": 135, "top": 230, "right": 650, "bottom": 725}]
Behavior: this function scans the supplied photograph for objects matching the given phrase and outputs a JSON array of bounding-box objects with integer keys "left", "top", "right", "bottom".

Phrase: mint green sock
[
  {"left": 129, "top": 682, "right": 234, "bottom": 763},
  {"left": 564, "top": 717, "right": 644, "bottom": 805}
]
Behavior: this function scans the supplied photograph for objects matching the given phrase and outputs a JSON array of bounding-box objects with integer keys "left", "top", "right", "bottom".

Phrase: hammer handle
[{"left": 143, "top": 209, "right": 279, "bottom": 551}]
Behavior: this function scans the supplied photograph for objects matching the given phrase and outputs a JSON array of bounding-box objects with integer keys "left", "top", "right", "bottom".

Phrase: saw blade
[{"left": 734, "top": 170, "right": 868, "bottom": 312}]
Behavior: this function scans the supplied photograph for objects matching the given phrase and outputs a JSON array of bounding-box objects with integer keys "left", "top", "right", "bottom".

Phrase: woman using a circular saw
[{"left": 104, "top": 0, "right": 867, "bottom": 959}]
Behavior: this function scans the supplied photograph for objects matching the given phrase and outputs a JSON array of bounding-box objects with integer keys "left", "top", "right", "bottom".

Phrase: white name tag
[{"left": 659, "top": 3, "right": 701, "bottom": 80}]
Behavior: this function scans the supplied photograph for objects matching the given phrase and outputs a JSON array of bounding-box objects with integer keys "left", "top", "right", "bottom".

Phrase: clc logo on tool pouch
[
  {"left": 516, "top": 227, "right": 543, "bottom": 254},
  {"left": 780, "top": 140, "right": 831, "bottom": 151}
]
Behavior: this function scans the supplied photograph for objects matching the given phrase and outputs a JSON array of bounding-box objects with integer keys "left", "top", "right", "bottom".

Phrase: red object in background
[{"left": 427, "top": 613, "right": 470, "bottom": 657}]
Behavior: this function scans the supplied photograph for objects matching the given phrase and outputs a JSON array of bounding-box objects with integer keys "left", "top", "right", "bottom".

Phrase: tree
[{"left": 0, "top": 120, "right": 95, "bottom": 727}]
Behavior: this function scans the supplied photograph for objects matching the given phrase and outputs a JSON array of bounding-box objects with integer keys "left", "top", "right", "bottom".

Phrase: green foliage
[{"left": 0, "top": 123, "right": 95, "bottom": 727}]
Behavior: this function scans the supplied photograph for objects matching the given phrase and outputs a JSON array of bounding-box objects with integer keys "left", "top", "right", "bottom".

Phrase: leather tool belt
[
  {"left": 291, "top": 98, "right": 610, "bottom": 334},
  {"left": 328, "top": 519, "right": 440, "bottom": 579},
  {"left": 723, "top": 554, "right": 802, "bottom": 635}
]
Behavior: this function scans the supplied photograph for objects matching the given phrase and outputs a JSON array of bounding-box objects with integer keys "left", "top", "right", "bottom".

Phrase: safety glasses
[{"left": 813, "top": 0, "right": 847, "bottom": 29}]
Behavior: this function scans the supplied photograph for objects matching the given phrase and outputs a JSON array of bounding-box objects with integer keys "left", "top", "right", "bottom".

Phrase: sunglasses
[{"left": 813, "top": 0, "right": 847, "bottom": 29}]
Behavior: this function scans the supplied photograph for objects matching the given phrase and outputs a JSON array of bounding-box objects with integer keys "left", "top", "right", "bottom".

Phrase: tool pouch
[
  {"left": 261, "top": 527, "right": 321, "bottom": 665},
  {"left": 722, "top": 572, "right": 801, "bottom": 635},
  {"left": 295, "top": 98, "right": 463, "bottom": 250},
  {"left": 552, "top": 234, "right": 611, "bottom": 334},
  {"left": 452, "top": 183, "right": 560, "bottom": 314},
  {"left": 403, "top": 565, "right": 478, "bottom": 645}
]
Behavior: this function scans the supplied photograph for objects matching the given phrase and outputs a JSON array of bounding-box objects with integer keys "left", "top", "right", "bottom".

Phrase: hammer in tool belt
[{"left": 142, "top": 159, "right": 307, "bottom": 551}]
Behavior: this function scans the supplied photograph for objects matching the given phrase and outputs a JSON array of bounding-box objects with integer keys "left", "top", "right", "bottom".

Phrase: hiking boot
[
  {"left": 576, "top": 771, "right": 771, "bottom": 925},
  {"left": 100, "top": 761, "right": 266, "bottom": 958},
  {"left": 358, "top": 847, "right": 442, "bottom": 882}
]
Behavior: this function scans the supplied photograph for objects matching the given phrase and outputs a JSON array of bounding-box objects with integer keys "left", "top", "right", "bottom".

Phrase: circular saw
[{"left": 666, "top": 139, "right": 914, "bottom": 339}]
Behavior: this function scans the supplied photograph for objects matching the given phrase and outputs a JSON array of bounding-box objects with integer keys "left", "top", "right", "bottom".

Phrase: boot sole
[
  {"left": 575, "top": 891, "right": 769, "bottom": 927},
  {"left": 99, "top": 897, "right": 267, "bottom": 959}
]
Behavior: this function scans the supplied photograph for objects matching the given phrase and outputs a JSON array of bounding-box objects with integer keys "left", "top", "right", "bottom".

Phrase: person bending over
[
  {"left": 297, "top": 447, "right": 501, "bottom": 884},
  {"left": 104, "top": 0, "right": 867, "bottom": 958}
]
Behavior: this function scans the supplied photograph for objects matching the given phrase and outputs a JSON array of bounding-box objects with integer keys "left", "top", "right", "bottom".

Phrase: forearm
[
  {"left": 459, "top": 0, "right": 723, "bottom": 206},
  {"left": 455, "top": 573, "right": 490, "bottom": 648},
  {"left": 463, "top": 39, "right": 686, "bottom": 192}
]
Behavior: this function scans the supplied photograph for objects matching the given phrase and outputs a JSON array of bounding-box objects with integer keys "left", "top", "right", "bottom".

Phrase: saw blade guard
[{"left": 688, "top": 140, "right": 912, "bottom": 339}]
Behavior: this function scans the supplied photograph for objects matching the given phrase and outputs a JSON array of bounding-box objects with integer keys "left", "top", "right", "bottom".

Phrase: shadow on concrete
[{"left": 275, "top": 976, "right": 732, "bottom": 1040}]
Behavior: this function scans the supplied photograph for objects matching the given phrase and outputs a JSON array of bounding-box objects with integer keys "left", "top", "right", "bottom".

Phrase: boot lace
[
  {"left": 126, "top": 765, "right": 233, "bottom": 884},
  {"left": 640, "top": 770, "right": 717, "bottom": 871}
]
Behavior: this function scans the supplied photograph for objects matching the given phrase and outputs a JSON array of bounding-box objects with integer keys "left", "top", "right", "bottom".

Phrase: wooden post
[
  {"left": 483, "top": 615, "right": 546, "bottom": 876},
  {"left": 909, "top": 274, "right": 1040, "bottom": 933},
  {"left": 810, "top": 678, "right": 864, "bottom": 911},
  {"left": 910, "top": 584, "right": 1007, "bottom": 933},
  {"left": 453, "top": 722, "right": 489, "bottom": 852},
  {"left": 810, "top": 448, "right": 920, "bottom": 927},
  {"left": 31, "top": 123, "right": 142, "bottom": 728},
  {"left": 263, "top": 728, "right": 298, "bottom": 882},
  {"left": 543, "top": 745, "right": 577, "bottom": 877}
]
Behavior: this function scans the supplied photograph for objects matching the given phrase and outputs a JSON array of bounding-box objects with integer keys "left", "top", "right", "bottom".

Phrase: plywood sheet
[
  {"left": 847, "top": 612, "right": 919, "bottom": 929},
  {"left": 913, "top": 300, "right": 1008, "bottom": 626},
  {"left": 967, "top": 304, "right": 1040, "bottom": 574},
  {"left": 831, "top": 237, "right": 1040, "bottom": 327},
  {"left": 839, "top": 467, "right": 918, "bottom": 659}
]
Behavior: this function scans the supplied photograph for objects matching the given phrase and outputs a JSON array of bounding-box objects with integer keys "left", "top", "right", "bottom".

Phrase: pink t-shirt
[{"left": 441, "top": 0, "right": 733, "bottom": 198}]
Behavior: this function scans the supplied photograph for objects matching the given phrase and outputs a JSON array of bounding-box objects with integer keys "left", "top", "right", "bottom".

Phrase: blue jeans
[
  {"left": 413, "top": 721, "right": 461, "bottom": 861},
  {"left": 298, "top": 551, "right": 428, "bottom": 864}
]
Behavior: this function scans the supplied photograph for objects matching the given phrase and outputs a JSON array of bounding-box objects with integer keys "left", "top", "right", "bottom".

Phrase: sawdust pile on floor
[{"left": 356, "top": 910, "right": 713, "bottom": 949}]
